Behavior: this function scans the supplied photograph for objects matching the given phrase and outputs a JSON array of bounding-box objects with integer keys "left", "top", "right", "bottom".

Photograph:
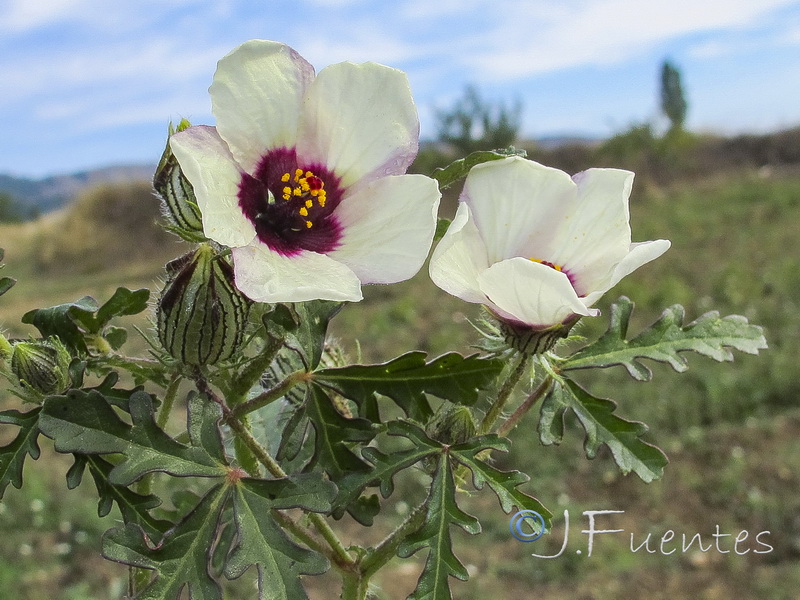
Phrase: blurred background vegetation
[{"left": 1, "top": 60, "right": 799, "bottom": 599}]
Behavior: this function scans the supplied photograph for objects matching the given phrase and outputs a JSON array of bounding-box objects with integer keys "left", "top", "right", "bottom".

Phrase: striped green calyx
[
  {"left": 153, "top": 119, "right": 206, "bottom": 242},
  {"left": 157, "top": 245, "right": 250, "bottom": 366},
  {"left": 10, "top": 338, "right": 72, "bottom": 395}
]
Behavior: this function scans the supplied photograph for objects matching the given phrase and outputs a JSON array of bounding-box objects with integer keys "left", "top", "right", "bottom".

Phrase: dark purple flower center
[{"left": 238, "top": 147, "right": 343, "bottom": 256}]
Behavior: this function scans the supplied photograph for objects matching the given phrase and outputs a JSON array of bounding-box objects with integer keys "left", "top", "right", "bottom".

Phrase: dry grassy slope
[{"left": 0, "top": 181, "right": 187, "bottom": 339}]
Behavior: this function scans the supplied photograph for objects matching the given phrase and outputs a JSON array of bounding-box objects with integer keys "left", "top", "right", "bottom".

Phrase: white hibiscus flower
[
  {"left": 170, "top": 40, "right": 441, "bottom": 303},
  {"left": 430, "top": 156, "right": 670, "bottom": 333}
]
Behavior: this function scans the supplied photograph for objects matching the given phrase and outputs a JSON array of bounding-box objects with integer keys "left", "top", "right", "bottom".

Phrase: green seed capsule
[
  {"left": 153, "top": 120, "right": 205, "bottom": 241},
  {"left": 10, "top": 338, "right": 71, "bottom": 395},
  {"left": 157, "top": 245, "right": 250, "bottom": 366}
]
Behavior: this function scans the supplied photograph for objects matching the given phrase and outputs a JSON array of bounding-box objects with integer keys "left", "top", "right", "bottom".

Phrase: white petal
[
  {"left": 232, "top": 243, "right": 362, "bottom": 303},
  {"left": 550, "top": 168, "right": 634, "bottom": 293},
  {"left": 462, "top": 157, "right": 577, "bottom": 264},
  {"left": 210, "top": 40, "right": 315, "bottom": 174},
  {"left": 429, "top": 203, "right": 491, "bottom": 305},
  {"left": 169, "top": 125, "right": 256, "bottom": 248},
  {"left": 478, "top": 257, "right": 597, "bottom": 328},
  {"left": 328, "top": 175, "right": 440, "bottom": 284},
  {"left": 582, "top": 239, "right": 671, "bottom": 306},
  {"left": 297, "top": 62, "right": 419, "bottom": 189}
]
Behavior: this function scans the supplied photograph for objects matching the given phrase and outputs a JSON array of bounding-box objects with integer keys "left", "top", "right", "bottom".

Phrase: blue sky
[{"left": 2, "top": 0, "right": 800, "bottom": 178}]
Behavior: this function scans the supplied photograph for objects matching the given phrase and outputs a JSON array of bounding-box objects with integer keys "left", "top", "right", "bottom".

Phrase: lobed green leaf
[
  {"left": 398, "top": 452, "right": 480, "bottom": 600},
  {"left": 224, "top": 475, "right": 334, "bottom": 600},
  {"left": 68, "top": 455, "right": 172, "bottom": 537},
  {"left": 0, "top": 407, "right": 41, "bottom": 499},
  {"left": 313, "top": 351, "right": 503, "bottom": 421},
  {"left": 103, "top": 484, "right": 229, "bottom": 600},
  {"left": 563, "top": 296, "right": 767, "bottom": 381},
  {"left": 39, "top": 389, "right": 227, "bottom": 485},
  {"left": 451, "top": 435, "right": 552, "bottom": 524},
  {"left": 539, "top": 378, "right": 668, "bottom": 482}
]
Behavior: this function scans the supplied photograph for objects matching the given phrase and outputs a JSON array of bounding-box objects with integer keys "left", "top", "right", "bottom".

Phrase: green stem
[
  {"left": 228, "top": 333, "right": 286, "bottom": 403},
  {"left": 341, "top": 571, "right": 370, "bottom": 600},
  {"left": 479, "top": 353, "right": 530, "bottom": 434},
  {"left": 497, "top": 375, "right": 553, "bottom": 437},
  {"left": 157, "top": 374, "right": 182, "bottom": 430},
  {"left": 137, "top": 374, "right": 182, "bottom": 499},
  {"left": 232, "top": 370, "right": 307, "bottom": 418},
  {"left": 361, "top": 502, "right": 426, "bottom": 580}
]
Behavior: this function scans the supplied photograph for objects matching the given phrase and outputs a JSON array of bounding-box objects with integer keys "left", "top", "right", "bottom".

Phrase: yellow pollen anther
[
  {"left": 282, "top": 193, "right": 291, "bottom": 200},
  {"left": 530, "top": 258, "right": 563, "bottom": 271},
  {"left": 281, "top": 173, "right": 290, "bottom": 182},
  {"left": 293, "top": 188, "right": 302, "bottom": 196},
  {"left": 299, "top": 207, "right": 309, "bottom": 217},
  {"left": 282, "top": 186, "right": 292, "bottom": 195},
  {"left": 305, "top": 199, "right": 314, "bottom": 208},
  {"left": 305, "top": 171, "right": 313, "bottom": 178},
  {"left": 305, "top": 221, "right": 313, "bottom": 228}
]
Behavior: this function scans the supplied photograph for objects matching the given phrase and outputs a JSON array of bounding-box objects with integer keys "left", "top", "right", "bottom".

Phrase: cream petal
[
  {"left": 581, "top": 240, "right": 672, "bottom": 306},
  {"left": 462, "top": 157, "right": 577, "bottom": 264},
  {"left": 478, "top": 257, "right": 597, "bottom": 328},
  {"left": 232, "top": 243, "right": 362, "bottom": 303},
  {"left": 328, "top": 175, "right": 440, "bottom": 284},
  {"left": 429, "top": 203, "right": 491, "bottom": 306},
  {"left": 297, "top": 61, "right": 419, "bottom": 189},
  {"left": 549, "top": 168, "right": 634, "bottom": 292},
  {"left": 210, "top": 40, "right": 315, "bottom": 174},
  {"left": 169, "top": 125, "right": 256, "bottom": 248}
]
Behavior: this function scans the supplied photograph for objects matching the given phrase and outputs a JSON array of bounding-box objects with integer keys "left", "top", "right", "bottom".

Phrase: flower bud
[
  {"left": 153, "top": 120, "right": 206, "bottom": 242},
  {"left": 157, "top": 245, "right": 250, "bottom": 366},
  {"left": 10, "top": 338, "right": 71, "bottom": 395},
  {"left": 426, "top": 404, "right": 477, "bottom": 446}
]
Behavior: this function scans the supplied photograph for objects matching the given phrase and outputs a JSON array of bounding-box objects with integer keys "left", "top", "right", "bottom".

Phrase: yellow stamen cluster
[
  {"left": 280, "top": 168, "right": 328, "bottom": 229},
  {"left": 530, "top": 258, "right": 563, "bottom": 272}
]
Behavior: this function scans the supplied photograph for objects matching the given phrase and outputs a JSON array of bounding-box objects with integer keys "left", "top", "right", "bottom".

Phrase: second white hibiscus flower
[
  {"left": 170, "top": 40, "right": 441, "bottom": 303},
  {"left": 429, "top": 156, "right": 671, "bottom": 337}
]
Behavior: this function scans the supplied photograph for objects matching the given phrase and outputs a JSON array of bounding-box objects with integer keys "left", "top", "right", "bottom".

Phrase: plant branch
[
  {"left": 361, "top": 502, "right": 427, "bottom": 580},
  {"left": 231, "top": 369, "right": 308, "bottom": 418},
  {"left": 497, "top": 375, "right": 553, "bottom": 437},
  {"left": 479, "top": 353, "right": 530, "bottom": 434}
]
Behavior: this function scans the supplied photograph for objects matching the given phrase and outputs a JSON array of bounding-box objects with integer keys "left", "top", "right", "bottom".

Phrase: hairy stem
[
  {"left": 479, "top": 353, "right": 530, "bottom": 434},
  {"left": 497, "top": 375, "right": 553, "bottom": 437},
  {"left": 157, "top": 374, "right": 182, "bottom": 430},
  {"left": 361, "top": 502, "right": 427, "bottom": 580},
  {"left": 232, "top": 369, "right": 308, "bottom": 418}
]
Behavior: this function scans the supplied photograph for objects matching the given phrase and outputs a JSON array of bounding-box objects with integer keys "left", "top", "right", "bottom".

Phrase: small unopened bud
[
  {"left": 10, "top": 338, "right": 71, "bottom": 395},
  {"left": 426, "top": 404, "right": 477, "bottom": 446},
  {"left": 157, "top": 245, "right": 250, "bottom": 366},
  {"left": 153, "top": 120, "right": 205, "bottom": 242}
]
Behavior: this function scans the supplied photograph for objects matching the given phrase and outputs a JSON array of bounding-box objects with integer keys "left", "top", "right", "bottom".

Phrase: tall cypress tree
[{"left": 660, "top": 60, "right": 688, "bottom": 133}]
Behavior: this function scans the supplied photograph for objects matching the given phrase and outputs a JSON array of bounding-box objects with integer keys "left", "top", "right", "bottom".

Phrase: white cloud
[{"left": 464, "top": 0, "right": 800, "bottom": 80}]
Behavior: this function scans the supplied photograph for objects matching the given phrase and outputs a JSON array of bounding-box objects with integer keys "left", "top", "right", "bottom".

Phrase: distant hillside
[{"left": 0, "top": 164, "right": 155, "bottom": 216}]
